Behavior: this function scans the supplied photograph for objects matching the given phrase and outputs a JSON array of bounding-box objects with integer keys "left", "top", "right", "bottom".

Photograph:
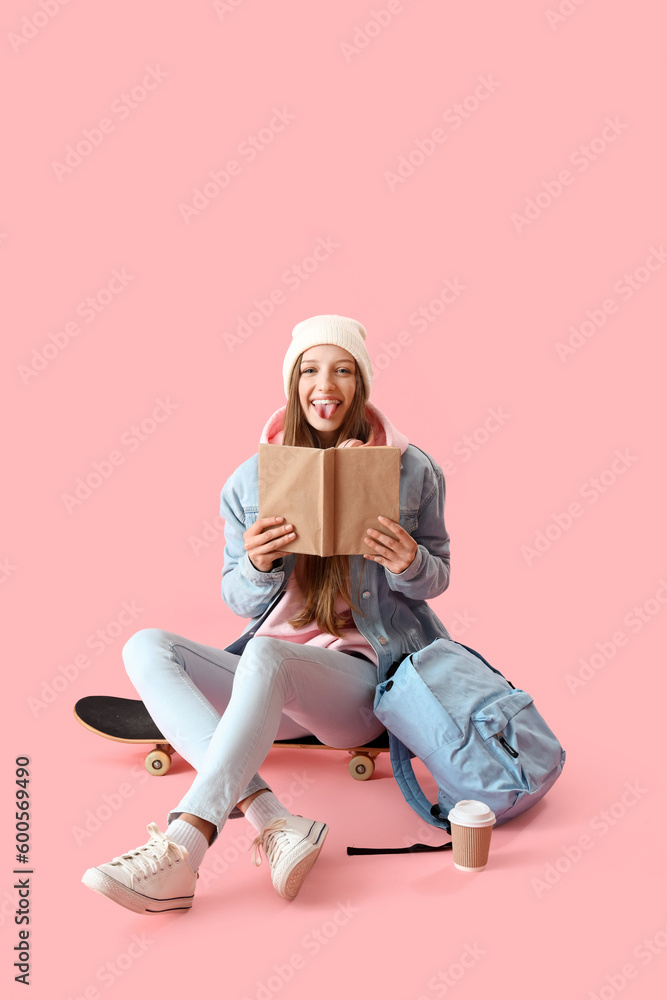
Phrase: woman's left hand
[{"left": 363, "top": 516, "right": 418, "bottom": 574}]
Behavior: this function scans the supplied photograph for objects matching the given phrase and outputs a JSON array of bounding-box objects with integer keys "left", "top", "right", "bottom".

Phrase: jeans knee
[
  {"left": 122, "top": 627, "right": 174, "bottom": 685},
  {"left": 244, "top": 636, "right": 288, "bottom": 656},
  {"left": 237, "top": 636, "right": 287, "bottom": 677}
]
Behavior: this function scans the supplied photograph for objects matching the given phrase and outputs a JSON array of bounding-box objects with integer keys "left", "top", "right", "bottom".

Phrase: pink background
[{"left": 3, "top": 1, "right": 666, "bottom": 997}]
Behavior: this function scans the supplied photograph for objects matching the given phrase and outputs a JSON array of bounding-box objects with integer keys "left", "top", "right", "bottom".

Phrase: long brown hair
[{"left": 282, "top": 352, "right": 373, "bottom": 637}]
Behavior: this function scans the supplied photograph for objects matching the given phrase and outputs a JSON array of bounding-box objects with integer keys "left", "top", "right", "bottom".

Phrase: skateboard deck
[
  {"left": 74, "top": 695, "right": 390, "bottom": 779},
  {"left": 74, "top": 696, "right": 176, "bottom": 774}
]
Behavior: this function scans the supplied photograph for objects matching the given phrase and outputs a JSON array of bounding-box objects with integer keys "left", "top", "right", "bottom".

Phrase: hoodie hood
[{"left": 259, "top": 400, "right": 409, "bottom": 454}]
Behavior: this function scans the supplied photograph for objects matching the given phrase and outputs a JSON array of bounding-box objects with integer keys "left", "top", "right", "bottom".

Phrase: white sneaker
[
  {"left": 250, "top": 815, "right": 328, "bottom": 899},
  {"left": 82, "top": 822, "right": 198, "bottom": 914}
]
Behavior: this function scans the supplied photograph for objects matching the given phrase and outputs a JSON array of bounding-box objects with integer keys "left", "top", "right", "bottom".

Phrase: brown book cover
[{"left": 258, "top": 443, "right": 401, "bottom": 556}]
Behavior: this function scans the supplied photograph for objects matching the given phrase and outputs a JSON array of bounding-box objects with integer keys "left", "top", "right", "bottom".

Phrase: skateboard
[{"left": 73, "top": 695, "right": 390, "bottom": 780}]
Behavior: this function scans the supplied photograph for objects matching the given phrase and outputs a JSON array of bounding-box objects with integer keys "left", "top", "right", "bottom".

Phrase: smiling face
[{"left": 297, "top": 344, "right": 358, "bottom": 446}]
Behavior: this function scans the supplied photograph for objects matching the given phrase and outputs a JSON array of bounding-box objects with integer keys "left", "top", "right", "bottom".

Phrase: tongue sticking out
[{"left": 312, "top": 401, "right": 339, "bottom": 419}]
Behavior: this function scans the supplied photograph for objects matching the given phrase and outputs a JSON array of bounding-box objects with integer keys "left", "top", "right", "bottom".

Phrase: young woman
[{"left": 82, "top": 314, "right": 453, "bottom": 914}]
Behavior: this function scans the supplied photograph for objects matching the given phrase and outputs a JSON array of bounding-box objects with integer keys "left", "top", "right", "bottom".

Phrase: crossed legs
[{"left": 121, "top": 629, "right": 384, "bottom": 842}]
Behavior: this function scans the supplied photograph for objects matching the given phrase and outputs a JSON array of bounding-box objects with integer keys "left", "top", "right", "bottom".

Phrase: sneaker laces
[
  {"left": 250, "top": 817, "right": 288, "bottom": 868},
  {"left": 109, "top": 822, "right": 189, "bottom": 880}
]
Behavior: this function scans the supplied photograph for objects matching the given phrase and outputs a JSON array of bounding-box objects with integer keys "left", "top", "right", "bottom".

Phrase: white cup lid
[{"left": 447, "top": 799, "right": 496, "bottom": 827}]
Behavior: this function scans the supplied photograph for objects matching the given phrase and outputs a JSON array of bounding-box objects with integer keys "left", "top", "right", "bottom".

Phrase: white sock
[
  {"left": 244, "top": 791, "right": 292, "bottom": 833},
  {"left": 164, "top": 818, "right": 209, "bottom": 872}
]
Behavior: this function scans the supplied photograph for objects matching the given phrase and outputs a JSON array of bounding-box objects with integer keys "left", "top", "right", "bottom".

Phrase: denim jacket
[{"left": 219, "top": 438, "right": 453, "bottom": 684}]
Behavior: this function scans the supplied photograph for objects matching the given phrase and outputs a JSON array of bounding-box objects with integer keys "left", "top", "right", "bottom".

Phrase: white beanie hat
[{"left": 283, "top": 314, "right": 373, "bottom": 399}]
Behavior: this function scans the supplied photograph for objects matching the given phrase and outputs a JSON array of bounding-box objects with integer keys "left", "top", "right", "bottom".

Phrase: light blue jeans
[{"left": 121, "top": 629, "right": 385, "bottom": 842}]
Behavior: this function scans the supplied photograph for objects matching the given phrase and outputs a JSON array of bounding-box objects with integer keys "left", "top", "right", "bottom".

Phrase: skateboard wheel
[
  {"left": 349, "top": 754, "right": 375, "bottom": 780},
  {"left": 145, "top": 749, "right": 171, "bottom": 775}
]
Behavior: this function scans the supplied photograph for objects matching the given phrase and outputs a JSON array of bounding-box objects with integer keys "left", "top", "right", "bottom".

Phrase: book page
[
  {"left": 258, "top": 444, "right": 324, "bottom": 554},
  {"left": 333, "top": 447, "right": 401, "bottom": 554}
]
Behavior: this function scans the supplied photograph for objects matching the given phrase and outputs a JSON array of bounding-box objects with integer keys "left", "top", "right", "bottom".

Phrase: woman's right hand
[{"left": 243, "top": 516, "right": 296, "bottom": 572}]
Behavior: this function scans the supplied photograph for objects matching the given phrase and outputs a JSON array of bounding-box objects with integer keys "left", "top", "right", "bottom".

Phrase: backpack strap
[
  {"left": 388, "top": 731, "right": 451, "bottom": 833},
  {"left": 347, "top": 841, "right": 452, "bottom": 855}
]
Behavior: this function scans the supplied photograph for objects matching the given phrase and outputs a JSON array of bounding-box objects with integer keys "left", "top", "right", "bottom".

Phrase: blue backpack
[{"left": 373, "top": 638, "right": 566, "bottom": 833}]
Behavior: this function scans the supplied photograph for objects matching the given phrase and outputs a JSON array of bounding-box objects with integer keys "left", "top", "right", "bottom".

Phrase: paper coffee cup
[{"left": 447, "top": 800, "right": 496, "bottom": 872}]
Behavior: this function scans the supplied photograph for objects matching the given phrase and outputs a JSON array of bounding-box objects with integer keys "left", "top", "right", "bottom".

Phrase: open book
[{"left": 258, "top": 443, "right": 401, "bottom": 556}]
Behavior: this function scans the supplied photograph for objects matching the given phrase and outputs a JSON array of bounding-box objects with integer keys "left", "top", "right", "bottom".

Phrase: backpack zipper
[{"left": 494, "top": 733, "right": 519, "bottom": 758}]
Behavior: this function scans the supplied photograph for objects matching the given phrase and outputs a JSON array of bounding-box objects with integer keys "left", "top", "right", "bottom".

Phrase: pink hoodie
[{"left": 253, "top": 402, "right": 409, "bottom": 664}]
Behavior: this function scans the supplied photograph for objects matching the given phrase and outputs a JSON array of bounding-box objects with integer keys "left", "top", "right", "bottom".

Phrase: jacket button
[
  {"left": 378, "top": 636, "right": 387, "bottom": 645},
  {"left": 362, "top": 591, "right": 370, "bottom": 598},
  {"left": 385, "top": 680, "right": 394, "bottom": 690}
]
